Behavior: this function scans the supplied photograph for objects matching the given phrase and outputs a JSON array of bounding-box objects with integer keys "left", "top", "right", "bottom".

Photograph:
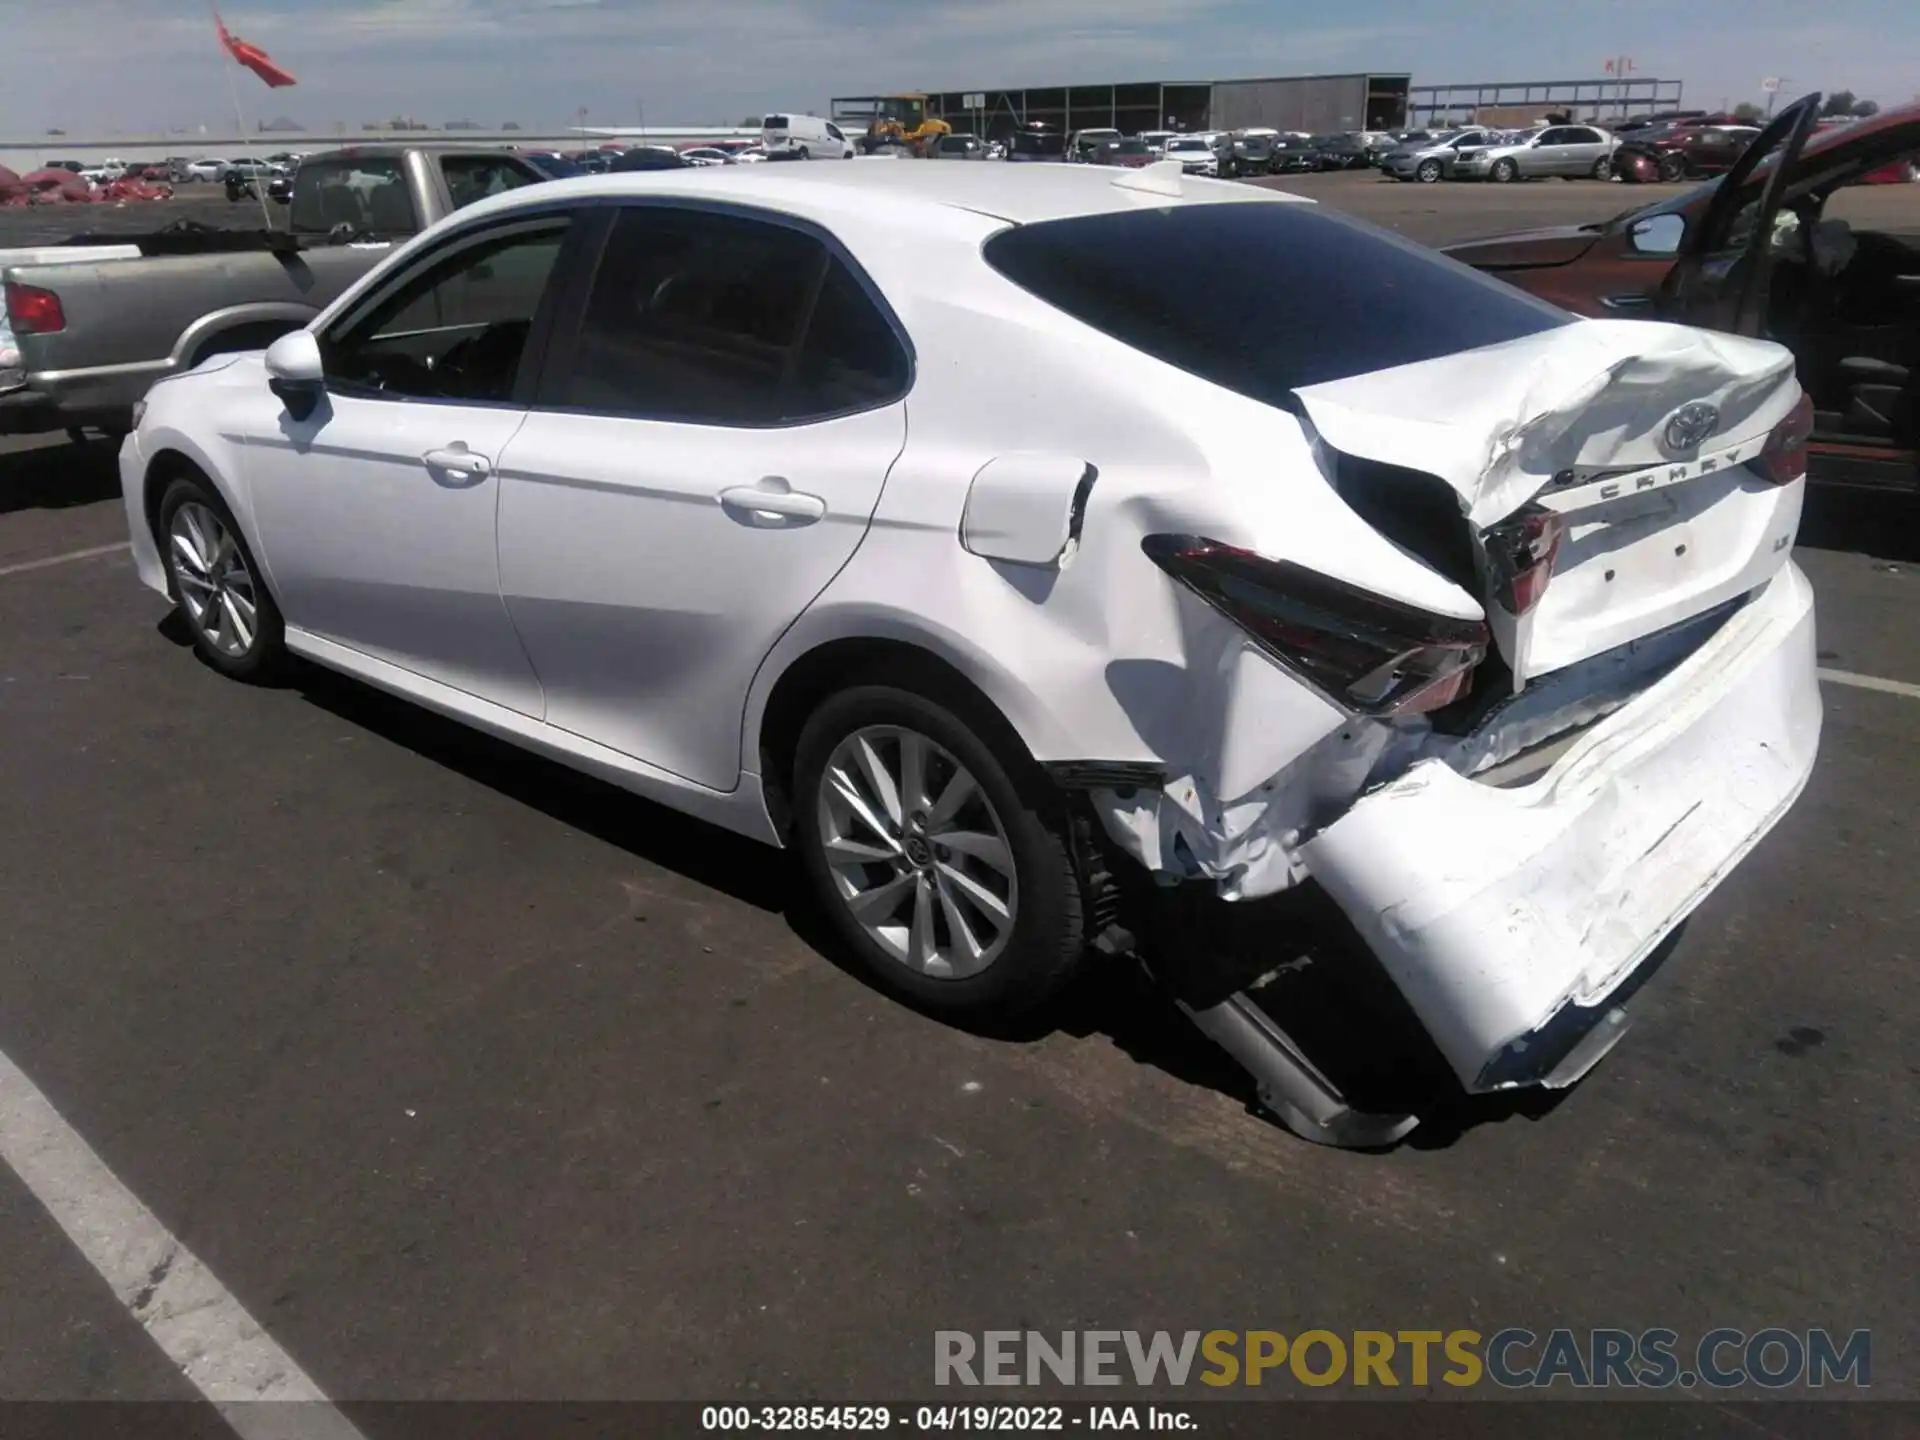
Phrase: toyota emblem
[{"left": 1662, "top": 402, "right": 1720, "bottom": 454}]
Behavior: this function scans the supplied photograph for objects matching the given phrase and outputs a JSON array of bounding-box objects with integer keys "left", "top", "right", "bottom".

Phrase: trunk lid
[{"left": 1294, "top": 318, "right": 1803, "bottom": 685}]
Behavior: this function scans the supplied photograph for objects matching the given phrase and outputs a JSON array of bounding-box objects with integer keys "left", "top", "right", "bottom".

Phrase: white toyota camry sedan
[{"left": 120, "top": 160, "right": 1822, "bottom": 1145}]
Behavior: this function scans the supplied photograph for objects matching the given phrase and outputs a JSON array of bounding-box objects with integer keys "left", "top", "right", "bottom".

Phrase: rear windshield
[
  {"left": 763, "top": 116, "right": 788, "bottom": 130},
  {"left": 983, "top": 202, "right": 1570, "bottom": 401},
  {"left": 1010, "top": 133, "right": 1065, "bottom": 156}
]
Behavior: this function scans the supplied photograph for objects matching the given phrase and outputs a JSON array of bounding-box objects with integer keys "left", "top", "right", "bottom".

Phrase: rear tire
[
  {"left": 792, "top": 684, "right": 1087, "bottom": 1020},
  {"left": 157, "top": 473, "right": 285, "bottom": 682}
]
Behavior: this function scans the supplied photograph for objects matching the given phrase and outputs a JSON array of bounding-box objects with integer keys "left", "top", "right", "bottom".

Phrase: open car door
[{"left": 1657, "top": 92, "right": 1823, "bottom": 336}]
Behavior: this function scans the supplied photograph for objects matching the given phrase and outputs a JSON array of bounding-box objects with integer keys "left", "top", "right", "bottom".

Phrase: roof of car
[{"left": 467, "top": 159, "right": 1306, "bottom": 228}]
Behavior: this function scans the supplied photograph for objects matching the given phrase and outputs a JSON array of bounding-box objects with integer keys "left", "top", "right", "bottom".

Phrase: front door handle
[
  {"left": 718, "top": 477, "right": 826, "bottom": 524},
  {"left": 1601, "top": 292, "right": 1654, "bottom": 311},
  {"left": 421, "top": 444, "right": 491, "bottom": 477}
]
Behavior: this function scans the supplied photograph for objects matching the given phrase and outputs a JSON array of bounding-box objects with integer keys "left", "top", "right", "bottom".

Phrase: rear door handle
[
  {"left": 718, "top": 478, "right": 826, "bottom": 524},
  {"left": 421, "top": 445, "right": 491, "bottom": 477},
  {"left": 1601, "top": 292, "right": 1654, "bottom": 311}
]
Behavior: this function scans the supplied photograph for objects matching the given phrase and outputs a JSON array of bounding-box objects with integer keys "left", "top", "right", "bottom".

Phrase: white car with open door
[{"left": 120, "top": 161, "right": 1821, "bottom": 1146}]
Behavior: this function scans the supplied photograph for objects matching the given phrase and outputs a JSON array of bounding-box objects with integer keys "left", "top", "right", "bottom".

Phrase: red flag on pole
[{"left": 216, "top": 13, "right": 297, "bottom": 87}]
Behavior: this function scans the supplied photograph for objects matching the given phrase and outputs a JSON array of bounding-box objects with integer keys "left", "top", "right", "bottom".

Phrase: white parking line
[
  {"left": 0, "top": 1049, "right": 365, "bottom": 1440},
  {"left": 0, "top": 541, "right": 131, "bottom": 578},
  {"left": 1819, "top": 667, "right": 1920, "bottom": 701}
]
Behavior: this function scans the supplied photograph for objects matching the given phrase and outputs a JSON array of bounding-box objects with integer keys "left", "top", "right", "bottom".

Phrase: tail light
[
  {"left": 1143, "top": 535, "right": 1490, "bottom": 716},
  {"left": 1481, "top": 505, "right": 1565, "bottom": 616},
  {"left": 1752, "top": 393, "right": 1814, "bottom": 485},
  {"left": 3, "top": 282, "right": 65, "bottom": 335}
]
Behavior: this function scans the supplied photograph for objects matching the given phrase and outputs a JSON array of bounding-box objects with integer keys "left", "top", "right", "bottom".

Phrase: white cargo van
[{"left": 760, "top": 113, "right": 855, "bottom": 159}]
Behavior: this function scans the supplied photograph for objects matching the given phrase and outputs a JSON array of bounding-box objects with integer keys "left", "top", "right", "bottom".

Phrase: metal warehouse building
[{"left": 832, "top": 73, "right": 1411, "bottom": 142}]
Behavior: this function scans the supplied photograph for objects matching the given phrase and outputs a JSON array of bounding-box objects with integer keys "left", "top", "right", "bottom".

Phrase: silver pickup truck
[{"left": 0, "top": 145, "right": 548, "bottom": 440}]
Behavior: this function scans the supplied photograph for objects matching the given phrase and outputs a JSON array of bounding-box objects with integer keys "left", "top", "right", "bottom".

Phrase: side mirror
[
  {"left": 264, "top": 330, "right": 323, "bottom": 420},
  {"left": 265, "top": 329, "right": 322, "bottom": 384},
  {"left": 1629, "top": 213, "right": 1686, "bottom": 257}
]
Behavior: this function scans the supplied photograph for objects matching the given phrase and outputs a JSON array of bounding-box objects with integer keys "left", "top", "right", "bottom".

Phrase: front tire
[
  {"left": 1489, "top": 158, "right": 1518, "bottom": 183},
  {"left": 1416, "top": 158, "right": 1442, "bottom": 183},
  {"left": 157, "top": 474, "right": 284, "bottom": 681},
  {"left": 1657, "top": 153, "right": 1687, "bottom": 183},
  {"left": 792, "top": 685, "right": 1087, "bottom": 1019},
  {"left": 1591, "top": 155, "right": 1613, "bottom": 180}
]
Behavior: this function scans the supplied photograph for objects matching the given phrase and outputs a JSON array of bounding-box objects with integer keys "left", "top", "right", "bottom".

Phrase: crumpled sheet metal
[
  {"left": 5, "top": 170, "right": 96, "bottom": 206},
  {"left": 1292, "top": 318, "right": 1798, "bottom": 530},
  {"left": 1090, "top": 719, "right": 1429, "bottom": 901},
  {"left": 1086, "top": 599, "right": 1730, "bottom": 903}
]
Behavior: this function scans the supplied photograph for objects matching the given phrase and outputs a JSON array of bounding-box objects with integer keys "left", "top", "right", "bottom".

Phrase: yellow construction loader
[{"left": 858, "top": 94, "right": 952, "bottom": 156}]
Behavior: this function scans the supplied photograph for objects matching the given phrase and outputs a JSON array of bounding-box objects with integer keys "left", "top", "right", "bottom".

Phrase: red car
[
  {"left": 1447, "top": 95, "right": 1920, "bottom": 494},
  {"left": 1092, "top": 138, "right": 1156, "bottom": 169},
  {"left": 1613, "top": 122, "right": 1762, "bottom": 183}
]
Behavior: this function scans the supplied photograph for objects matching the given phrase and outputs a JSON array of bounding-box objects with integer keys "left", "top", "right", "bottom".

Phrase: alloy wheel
[
  {"left": 169, "top": 501, "right": 260, "bottom": 659},
  {"left": 815, "top": 725, "right": 1018, "bottom": 980}
]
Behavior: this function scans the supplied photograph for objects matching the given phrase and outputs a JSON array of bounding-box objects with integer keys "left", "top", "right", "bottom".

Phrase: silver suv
[{"left": 1452, "top": 124, "right": 1617, "bottom": 182}]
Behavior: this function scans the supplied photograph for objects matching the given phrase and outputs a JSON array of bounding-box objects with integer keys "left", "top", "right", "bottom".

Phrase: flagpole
[{"left": 213, "top": 4, "right": 275, "bottom": 231}]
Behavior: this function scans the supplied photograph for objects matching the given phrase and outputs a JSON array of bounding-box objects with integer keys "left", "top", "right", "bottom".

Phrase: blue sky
[{"left": 3, "top": 0, "right": 1912, "bottom": 135}]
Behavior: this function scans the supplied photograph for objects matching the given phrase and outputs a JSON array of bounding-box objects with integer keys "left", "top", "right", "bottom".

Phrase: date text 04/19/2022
[{"left": 700, "top": 1405, "right": 1194, "bottom": 1431}]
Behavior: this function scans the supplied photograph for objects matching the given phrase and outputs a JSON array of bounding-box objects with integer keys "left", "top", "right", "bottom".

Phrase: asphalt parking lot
[{"left": 1, "top": 170, "right": 1918, "bottom": 1427}]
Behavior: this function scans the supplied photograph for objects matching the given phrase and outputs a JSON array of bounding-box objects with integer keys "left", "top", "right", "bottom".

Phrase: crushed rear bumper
[{"left": 1299, "top": 563, "right": 1821, "bottom": 1092}]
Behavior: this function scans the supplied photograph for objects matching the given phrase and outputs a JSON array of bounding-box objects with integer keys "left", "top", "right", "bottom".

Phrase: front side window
[
  {"left": 321, "top": 219, "right": 568, "bottom": 404},
  {"left": 553, "top": 206, "right": 908, "bottom": 426},
  {"left": 826, "top": 123, "right": 845, "bottom": 142}
]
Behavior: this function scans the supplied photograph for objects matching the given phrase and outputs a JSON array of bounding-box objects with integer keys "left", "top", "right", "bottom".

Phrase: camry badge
[{"left": 1663, "top": 401, "right": 1720, "bottom": 454}]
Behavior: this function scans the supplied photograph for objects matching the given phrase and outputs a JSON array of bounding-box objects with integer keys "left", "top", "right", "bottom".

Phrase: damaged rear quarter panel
[{"left": 742, "top": 241, "right": 1481, "bottom": 877}]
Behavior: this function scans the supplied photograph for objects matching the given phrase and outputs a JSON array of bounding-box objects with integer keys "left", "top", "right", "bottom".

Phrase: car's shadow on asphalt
[
  {"left": 159, "top": 639, "right": 1624, "bottom": 1154},
  {"left": 0, "top": 435, "right": 122, "bottom": 515}
]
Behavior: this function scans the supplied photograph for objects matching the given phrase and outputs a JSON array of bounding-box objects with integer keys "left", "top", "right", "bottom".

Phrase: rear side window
[
  {"left": 793, "top": 263, "right": 911, "bottom": 413},
  {"left": 289, "top": 157, "right": 407, "bottom": 235},
  {"left": 441, "top": 155, "right": 540, "bottom": 210},
  {"left": 983, "top": 203, "right": 1570, "bottom": 405},
  {"left": 553, "top": 207, "right": 909, "bottom": 425}
]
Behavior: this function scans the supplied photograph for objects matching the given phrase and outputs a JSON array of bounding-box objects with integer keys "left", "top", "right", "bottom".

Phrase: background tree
[
  {"left": 1733, "top": 101, "right": 1764, "bottom": 121},
  {"left": 1821, "top": 91, "right": 1857, "bottom": 117},
  {"left": 1853, "top": 99, "right": 1881, "bottom": 117}
]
